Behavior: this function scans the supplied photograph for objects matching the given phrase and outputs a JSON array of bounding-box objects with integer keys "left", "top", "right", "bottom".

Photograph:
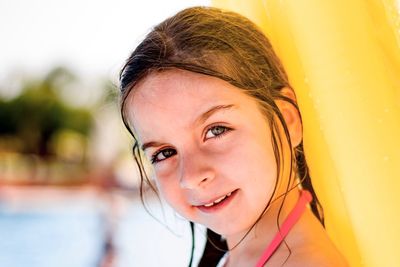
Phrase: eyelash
[
  {"left": 150, "top": 125, "right": 232, "bottom": 164},
  {"left": 150, "top": 147, "right": 176, "bottom": 164},
  {"left": 204, "top": 124, "right": 232, "bottom": 140}
]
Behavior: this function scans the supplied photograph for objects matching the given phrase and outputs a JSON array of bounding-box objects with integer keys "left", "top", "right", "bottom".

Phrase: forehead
[
  {"left": 126, "top": 69, "right": 253, "bottom": 139},
  {"left": 132, "top": 69, "right": 246, "bottom": 102}
]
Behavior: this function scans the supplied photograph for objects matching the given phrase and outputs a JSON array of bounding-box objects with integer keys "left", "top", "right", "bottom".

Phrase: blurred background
[{"left": 0, "top": 1, "right": 209, "bottom": 266}]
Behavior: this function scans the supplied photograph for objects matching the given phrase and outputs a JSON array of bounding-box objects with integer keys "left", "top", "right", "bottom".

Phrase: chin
[{"left": 206, "top": 221, "right": 253, "bottom": 238}]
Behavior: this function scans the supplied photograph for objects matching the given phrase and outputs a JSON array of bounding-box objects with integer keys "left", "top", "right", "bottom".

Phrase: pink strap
[{"left": 255, "top": 190, "right": 313, "bottom": 267}]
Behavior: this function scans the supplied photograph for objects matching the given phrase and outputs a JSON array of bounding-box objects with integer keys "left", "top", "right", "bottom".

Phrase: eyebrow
[
  {"left": 141, "top": 141, "right": 165, "bottom": 151},
  {"left": 141, "top": 104, "right": 236, "bottom": 151},
  {"left": 195, "top": 104, "right": 236, "bottom": 125}
]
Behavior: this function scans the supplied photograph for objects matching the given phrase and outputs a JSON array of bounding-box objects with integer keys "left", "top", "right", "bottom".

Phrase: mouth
[{"left": 195, "top": 189, "right": 238, "bottom": 213}]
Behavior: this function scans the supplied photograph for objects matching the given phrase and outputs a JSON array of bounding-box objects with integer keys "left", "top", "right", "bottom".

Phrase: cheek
[
  {"left": 221, "top": 130, "right": 277, "bottom": 193},
  {"left": 153, "top": 171, "right": 190, "bottom": 214},
  {"left": 154, "top": 173, "right": 176, "bottom": 201},
  {"left": 152, "top": 157, "right": 179, "bottom": 178}
]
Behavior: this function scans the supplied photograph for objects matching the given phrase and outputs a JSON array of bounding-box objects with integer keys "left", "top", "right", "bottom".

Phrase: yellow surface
[{"left": 212, "top": 1, "right": 400, "bottom": 266}]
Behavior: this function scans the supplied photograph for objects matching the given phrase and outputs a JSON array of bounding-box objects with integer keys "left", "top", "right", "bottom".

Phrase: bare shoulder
[
  {"left": 286, "top": 209, "right": 349, "bottom": 267},
  {"left": 286, "top": 244, "right": 349, "bottom": 267}
]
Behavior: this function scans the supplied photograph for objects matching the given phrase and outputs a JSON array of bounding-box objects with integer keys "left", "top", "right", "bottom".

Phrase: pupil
[
  {"left": 163, "top": 149, "right": 173, "bottom": 157},
  {"left": 212, "top": 126, "right": 224, "bottom": 135}
]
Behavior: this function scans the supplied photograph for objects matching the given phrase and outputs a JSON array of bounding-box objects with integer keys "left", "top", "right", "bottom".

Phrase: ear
[{"left": 275, "top": 87, "right": 303, "bottom": 148}]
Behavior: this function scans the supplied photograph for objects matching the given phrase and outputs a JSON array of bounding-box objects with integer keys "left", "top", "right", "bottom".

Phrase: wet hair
[{"left": 119, "top": 6, "right": 324, "bottom": 266}]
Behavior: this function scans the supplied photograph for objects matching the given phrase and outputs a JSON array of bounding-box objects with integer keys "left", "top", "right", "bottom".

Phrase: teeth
[
  {"left": 213, "top": 195, "right": 226, "bottom": 204},
  {"left": 203, "top": 192, "right": 232, "bottom": 207}
]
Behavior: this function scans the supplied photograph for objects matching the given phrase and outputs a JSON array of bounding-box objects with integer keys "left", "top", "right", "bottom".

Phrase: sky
[
  {"left": 0, "top": 0, "right": 210, "bottom": 84},
  {"left": 0, "top": 0, "right": 211, "bottom": 172}
]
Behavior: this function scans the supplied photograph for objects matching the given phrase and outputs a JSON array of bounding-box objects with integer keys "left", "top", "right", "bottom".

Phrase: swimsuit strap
[{"left": 255, "top": 190, "right": 313, "bottom": 267}]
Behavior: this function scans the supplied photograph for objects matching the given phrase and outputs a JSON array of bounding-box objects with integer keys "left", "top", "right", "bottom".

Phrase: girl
[{"left": 119, "top": 6, "right": 348, "bottom": 267}]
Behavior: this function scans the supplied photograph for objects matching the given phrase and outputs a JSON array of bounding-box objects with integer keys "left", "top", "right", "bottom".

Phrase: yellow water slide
[{"left": 212, "top": 0, "right": 400, "bottom": 266}]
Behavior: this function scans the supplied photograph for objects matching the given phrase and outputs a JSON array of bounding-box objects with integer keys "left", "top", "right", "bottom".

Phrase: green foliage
[{"left": 0, "top": 67, "right": 94, "bottom": 156}]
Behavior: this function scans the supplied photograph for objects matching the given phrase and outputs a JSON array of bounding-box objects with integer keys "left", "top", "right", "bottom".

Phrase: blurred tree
[
  {"left": 0, "top": 67, "right": 93, "bottom": 158},
  {"left": 100, "top": 79, "right": 119, "bottom": 105}
]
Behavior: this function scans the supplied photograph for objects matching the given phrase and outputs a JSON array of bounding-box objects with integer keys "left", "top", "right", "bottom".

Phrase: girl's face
[{"left": 127, "top": 69, "right": 279, "bottom": 236}]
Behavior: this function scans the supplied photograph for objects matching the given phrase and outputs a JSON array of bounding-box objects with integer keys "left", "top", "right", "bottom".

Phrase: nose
[{"left": 178, "top": 148, "right": 215, "bottom": 189}]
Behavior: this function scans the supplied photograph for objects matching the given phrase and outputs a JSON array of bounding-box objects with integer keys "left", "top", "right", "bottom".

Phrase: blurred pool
[
  {"left": 0, "top": 209, "right": 104, "bottom": 267},
  {"left": 0, "top": 189, "right": 205, "bottom": 267}
]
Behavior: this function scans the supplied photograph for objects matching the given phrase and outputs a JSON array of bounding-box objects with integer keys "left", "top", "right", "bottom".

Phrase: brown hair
[{"left": 119, "top": 6, "right": 323, "bottom": 266}]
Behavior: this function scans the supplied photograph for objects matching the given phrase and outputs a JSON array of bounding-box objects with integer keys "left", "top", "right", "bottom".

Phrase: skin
[{"left": 126, "top": 69, "right": 347, "bottom": 266}]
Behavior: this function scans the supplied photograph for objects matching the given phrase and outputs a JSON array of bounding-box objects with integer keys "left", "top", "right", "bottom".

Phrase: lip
[{"left": 195, "top": 189, "right": 238, "bottom": 213}]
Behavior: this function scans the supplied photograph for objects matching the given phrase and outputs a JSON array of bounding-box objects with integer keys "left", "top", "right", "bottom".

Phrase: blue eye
[
  {"left": 205, "top": 125, "right": 231, "bottom": 140},
  {"left": 151, "top": 148, "right": 176, "bottom": 164}
]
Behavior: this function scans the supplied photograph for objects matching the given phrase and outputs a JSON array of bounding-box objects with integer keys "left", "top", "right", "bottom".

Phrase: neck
[{"left": 224, "top": 187, "right": 303, "bottom": 266}]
